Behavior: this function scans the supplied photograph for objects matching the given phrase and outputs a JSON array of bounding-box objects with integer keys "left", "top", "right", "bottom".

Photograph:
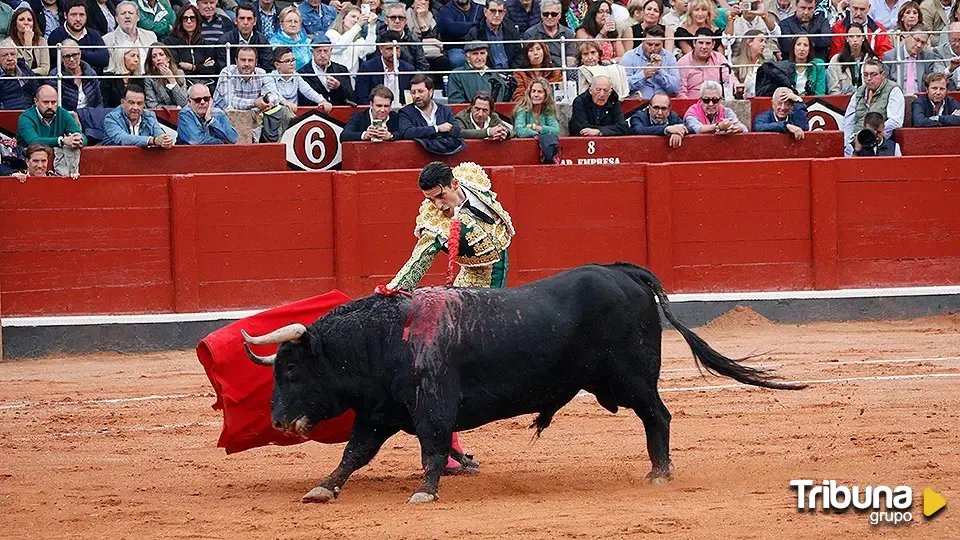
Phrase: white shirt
[
  {"left": 130, "top": 118, "right": 141, "bottom": 136},
  {"left": 868, "top": 0, "right": 905, "bottom": 31},
  {"left": 417, "top": 101, "right": 439, "bottom": 132},
  {"left": 311, "top": 60, "right": 332, "bottom": 90},
  {"left": 76, "top": 84, "right": 87, "bottom": 108},
  {"left": 98, "top": 2, "right": 117, "bottom": 33},
  {"left": 382, "top": 58, "right": 400, "bottom": 108}
]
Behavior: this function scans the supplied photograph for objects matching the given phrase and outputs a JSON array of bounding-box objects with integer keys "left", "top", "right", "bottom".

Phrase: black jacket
[
  {"left": 161, "top": 34, "right": 218, "bottom": 84},
  {"left": 216, "top": 29, "right": 274, "bottom": 73},
  {"left": 297, "top": 60, "right": 356, "bottom": 106},
  {"left": 28, "top": 0, "right": 65, "bottom": 36},
  {"left": 86, "top": 0, "right": 119, "bottom": 36},
  {"left": 355, "top": 56, "right": 415, "bottom": 105},
  {"left": 341, "top": 109, "right": 400, "bottom": 142},
  {"left": 466, "top": 21, "right": 522, "bottom": 69},
  {"left": 569, "top": 91, "right": 629, "bottom": 136},
  {"left": 0, "top": 60, "right": 38, "bottom": 110},
  {"left": 100, "top": 76, "right": 144, "bottom": 108},
  {"left": 376, "top": 24, "right": 430, "bottom": 72},
  {"left": 911, "top": 95, "right": 960, "bottom": 128}
]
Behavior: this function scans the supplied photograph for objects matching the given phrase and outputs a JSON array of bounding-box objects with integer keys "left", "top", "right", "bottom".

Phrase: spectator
[
  {"left": 48, "top": 39, "right": 102, "bottom": 110},
  {"left": 341, "top": 84, "right": 399, "bottom": 141},
  {"left": 512, "top": 41, "right": 561, "bottom": 101},
  {"left": 178, "top": 82, "right": 238, "bottom": 144},
  {"left": 47, "top": 0, "right": 109, "bottom": 72},
  {"left": 912, "top": 72, "right": 960, "bottom": 125},
  {"left": 753, "top": 86, "right": 808, "bottom": 139},
  {"left": 16, "top": 85, "right": 85, "bottom": 175},
  {"left": 522, "top": 0, "right": 574, "bottom": 69},
  {"left": 299, "top": 0, "right": 336, "bottom": 38},
  {"left": 398, "top": 74, "right": 465, "bottom": 155},
  {"left": 12, "top": 142, "right": 55, "bottom": 181},
  {"left": 446, "top": 42, "right": 513, "bottom": 104},
  {"left": 575, "top": 0, "right": 625, "bottom": 63},
  {"left": 789, "top": 35, "right": 827, "bottom": 94},
  {"left": 356, "top": 33, "right": 415, "bottom": 106},
  {"left": 674, "top": 0, "right": 722, "bottom": 57},
  {"left": 920, "top": 0, "right": 951, "bottom": 48},
  {"left": 30, "top": 0, "right": 62, "bottom": 41},
  {"left": 86, "top": 0, "right": 118, "bottom": 36},
  {"left": 506, "top": 0, "right": 540, "bottom": 35},
  {"left": 853, "top": 110, "right": 901, "bottom": 155},
  {"left": 104, "top": 2, "right": 156, "bottom": 74},
  {"left": 264, "top": 45, "right": 330, "bottom": 113},
  {"left": 733, "top": 29, "right": 767, "bottom": 98},
  {"left": 217, "top": 3, "right": 273, "bottom": 72},
  {"left": 406, "top": 0, "right": 449, "bottom": 84},
  {"left": 569, "top": 75, "right": 629, "bottom": 136},
  {"left": 869, "top": 0, "right": 906, "bottom": 29},
  {"left": 683, "top": 80, "right": 748, "bottom": 134},
  {"left": 197, "top": 0, "right": 234, "bottom": 44},
  {"left": 136, "top": 0, "right": 174, "bottom": 39},
  {"left": 827, "top": 24, "right": 877, "bottom": 94},
  {"left": 298, "top": 34, "right": 355, "bottom": 105},
  {"left": 842, "top": 57, "right": 903, "bottom": 156},
  {"left": 621, "top": 23, "right": 679, "bottom": 98},
  {"left": 0, "top": 39, "right": 38, "bottom": 109},
  {"left": 576, "top": 39, "right": 630, "bottom": 95},
  {"left": 436, "top": 0, "right": 483, "bottom": 69},
  {"left": 677, "top": 28, "right": 739, "bottom": 98},
  {"left": 255, "top": 0, "right": 279, "bottom": 37},
  {"left": 629, "top": 92, "right": 687, "bottom": 147},
  {"left": 101, "top": 48, "right": 144, "bottom": 106},
  {"left": 778, "top": 0, "right": 832, "bottom": 61},
  {"left": 454, "top": 90, "right": 513, "bottom": 140},
  {"left": 378, "top": 3, "right": 429, "bottom": 73},
  {"left": 936, "top": 22, "right": 960, "bottom": 90},
  {"left": 767, "top": 0, "right": 796, "bottom": 23},
  {"left": 883, "top": 30, "right": 935, "bottom": 94},
  {"left": 213, "top": 46, "right": 267, "bottom": 111},
  {"left": 723, "top": 0, "right": 781, "bottom": 57},
  {"left": 830, "top": 0, "right": 894, "bottom": 58},
  {"left": 626, "top": 0, "right": 674, "bottom": 51},
  {"left": 103, "top": 83, "right": 173, "bottom": 146},
  {"left": 325, "top": 5, "right": 376, "bottom": 74},
  {"left": 466, "top": 0, "right": 521, "bottom": 70},
  {"left": 513, "top": 76, "right": 559, "bottom": 137},
  {"left": 894, "top": 1, "right": 923, "bottom": 48},
  {"left": 662, "top": 0, "right": 687, "bottom": 30},
  {"left": 565, "top": 0, "right": 590, "bottom": 30},
  {"left": 144, "top": 42, "right": 188, "bottom": 107},
  {"left": 162, "top": 5, "right": 217, "bottom": 87},
  {"left": 9, "top": 7, "right": 50, "bottom": 75}
]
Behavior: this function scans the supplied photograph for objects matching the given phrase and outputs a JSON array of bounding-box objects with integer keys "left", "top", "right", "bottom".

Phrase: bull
[{"left": 242, "top": 263, "right": 805, "bottom": 504}]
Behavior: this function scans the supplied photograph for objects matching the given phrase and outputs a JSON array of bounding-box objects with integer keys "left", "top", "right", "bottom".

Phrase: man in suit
[
  {"left": 920, "top": 0, "right": 951, "bottom": 48},
  {"left": 629, "top": 93, "right": 687, "bottom": 147},
  {"left": 297, "top": 34, "right": 356, "bottom": 106},
  {"left": 883, "top": 31, "right": 937, "bottom": 95},
  {"left": 377, "top": 2, "right": 429, "bottom": 72},
  {"left": 341, "top": 84, "right": 400, "bottom": 142},
  {"left": 911, "top": 72, "right": 960, "bottom": 127},
  {"left": 103, "top": 84, "right": 175, "bottom": 147},
  {"left": 398, "top": 74, "right": 465, "bottom": 155},
  {"left": 936, "top": 22, "right": 960, "bottom": 90},
  {"left": 465, "top": 0, "right": 521, "bottom": 69},
  {"left": 355, "top": 31, "right": 415, "bottom": 106},
  {"left": 753, "top": 86, "right": 809, "bottom": 139},
  {"left": 0, "top": 42, "right": 38, "bottom": 110},
  {"left": 217, "top": 3, "right": 274, "bottom": 72}
]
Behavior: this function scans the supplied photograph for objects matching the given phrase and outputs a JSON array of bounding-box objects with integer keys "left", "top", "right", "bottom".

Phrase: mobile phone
[
  {"left": 361, "top": 4, "right": 371, "bottom": 16},
  {"left": 372, "top": 118, "right": 385, "bottom": 129}
]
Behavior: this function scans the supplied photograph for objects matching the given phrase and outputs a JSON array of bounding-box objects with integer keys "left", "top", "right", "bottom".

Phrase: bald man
[
  {"left": 16, "top": 85, "right": 85, "bottom": 176},
  {"left": 569, "top": 76, "right": 630, "bottom": 137}
]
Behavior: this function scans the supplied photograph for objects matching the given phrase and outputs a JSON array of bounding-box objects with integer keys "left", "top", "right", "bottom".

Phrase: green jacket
[
  {"left": 0, "top": 3, "right": 11, "bottom": 41},
  {"left": 137, "top": 0, "right": 176, "bottom": 38},
  {"left": 453, "top": 108, "right": 514, "bottom": 139},
  {"left": 513, "top": 109, "right": 560, "bottom": 137},
  {"left": 446, "top": 67, "right": 513, "bottom": 104},
  {"left": 796, "top": 58, "right": 828, "bottom": 96},
  {"left": 17, "top": 106, "right": 87, "bottom": 148}
]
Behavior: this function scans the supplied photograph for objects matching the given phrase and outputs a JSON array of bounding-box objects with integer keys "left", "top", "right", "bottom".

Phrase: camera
[
  {"left": 739, "top": 1, "right": 757, "bottom": 10},
  {"left": 856, "top": 128, "right": 879, "bottom": 148}
]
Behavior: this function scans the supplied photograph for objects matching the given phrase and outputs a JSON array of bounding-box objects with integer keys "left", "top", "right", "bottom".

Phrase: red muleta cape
[{"left": 196, "top": 290, "right": 356, "bottom": 454}]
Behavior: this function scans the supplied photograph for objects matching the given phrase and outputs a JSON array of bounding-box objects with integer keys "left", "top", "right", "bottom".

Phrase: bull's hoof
[
  {"left": 408, "top": 492, "right": 438, "bottom": 504},
  {"left": 646, "top": 463, "right": 675, "bottom": 485},
  {"left": 649, "top": 475, "right": 671, "bottom": 486},
  {"left": 301, "top": 486, "right": 338, "bottom": 503}
]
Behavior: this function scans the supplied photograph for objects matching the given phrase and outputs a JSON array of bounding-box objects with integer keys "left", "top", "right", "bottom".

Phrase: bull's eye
[{"left": 285, "top": 362, "right": 297, "bottom": 377}]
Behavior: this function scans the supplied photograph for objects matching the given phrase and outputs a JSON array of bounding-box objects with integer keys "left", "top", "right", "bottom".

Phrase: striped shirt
[{"left": 213, "top": 65, "right": 268, "bottom": 110}]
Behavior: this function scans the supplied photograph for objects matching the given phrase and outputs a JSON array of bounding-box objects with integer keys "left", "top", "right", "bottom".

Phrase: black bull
[{"left": 242, "top": 263, "right": 805, "bottom": 503}]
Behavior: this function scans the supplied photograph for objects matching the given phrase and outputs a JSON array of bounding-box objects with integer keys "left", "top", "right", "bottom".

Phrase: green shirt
[{"left": 16, "top": 106, "right": 87, "bottom": 148}]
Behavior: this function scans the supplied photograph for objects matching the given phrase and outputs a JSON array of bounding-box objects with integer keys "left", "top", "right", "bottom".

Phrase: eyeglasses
[
  {"left": 278, "top": 57, "right": 296, "bottom": 64},
  {"left": 182, "top": 15, "right": 197, "bottom": 20},
  {"left": 191, "top": 96, "right": 211, "bottom": 103},
  {"left": 542, "top": 11, "right": 561, "bottom": 17},
  {"left": 701, "top": 97, "right": 721, "bottom": 104},
  {"left": 387, "top": 14, "right": 406, "bottom": 20},
  {"left": 488, "top": 8, "right": 506, "bottom": 14},
  {"left": 62, "top": 52, "right": 80, "bottom": 59}
]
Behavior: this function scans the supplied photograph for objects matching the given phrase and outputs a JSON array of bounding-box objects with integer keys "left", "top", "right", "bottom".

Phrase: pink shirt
[{"left": 675, "top": 51, "right": 740, "bottom": 99}]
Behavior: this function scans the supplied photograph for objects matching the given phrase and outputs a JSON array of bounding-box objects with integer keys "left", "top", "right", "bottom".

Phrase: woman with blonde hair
[
  {"left": 101, "top": 48, "right": 144, "bottom": 107},
  {"left": 512, "top": 42, "right": 562, "bottom": 101},
  {"left": 8, "top": 7, "right": 49, "bottom": 75},
  {"left": 144, "top": 42, "right": 189, "bottom": 108},
  {"left": 513, "top": 77, "right": 561, "bottom": 163},
  {"left": 269, "top": 6, "right": 313, "bottom": 70},
  {"left": 732, "top": 29, "right": 765, "bottom": 98},
  {"left": 325, "top": 5, "right": 378, "bottom": 74},
  {"left": 674, "top": 0, "right": 721, "bottom": 56}
]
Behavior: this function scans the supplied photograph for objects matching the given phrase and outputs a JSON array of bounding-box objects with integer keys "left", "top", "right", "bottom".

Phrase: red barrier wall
[
  {"left": 79, "top": 144, "right": 289, "bottom": 176},
  {"left": 893, "top": 127, "right": 960, "bottom": 156},
  {"left": 342, "top": 131, "right": 843, "bottom": 170},
  {"left": 2, "top": 157, "right": 958, "bottom": 316}
]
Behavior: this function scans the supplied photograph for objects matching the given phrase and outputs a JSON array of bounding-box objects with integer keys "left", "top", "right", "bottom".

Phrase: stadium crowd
[{"left": 2, "top": 0, "right": 960, "bottom": 173}]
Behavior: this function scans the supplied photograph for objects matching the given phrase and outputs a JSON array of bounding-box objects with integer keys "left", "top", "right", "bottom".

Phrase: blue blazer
[
  {"left": 0, "top": 60, "right": 37, "bottom": 110},
  {"left": 354, "top": 56, "right": 416, "bottom": 105},
  {"left": 911, "top": 95, "right": 960, "bottom": 128},
  {"left": 102, "top": 106, "right": 165, "bottom": 146},
  {"left": 753, "top": 103, "right": 810, "bottom": 133},
  {"left": 341, "top": 109, "right": 400, "bottom": 142},
  {"left": 398, "top": 102, "right": 465, "bottom": 155},
  {"left": 628, "top": 109, "right": 684, "bottom": 135}
]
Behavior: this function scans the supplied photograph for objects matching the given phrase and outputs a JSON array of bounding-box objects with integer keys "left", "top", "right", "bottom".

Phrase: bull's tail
[{"left": 612, "top": 263, "right": 807, "bottom": 391}]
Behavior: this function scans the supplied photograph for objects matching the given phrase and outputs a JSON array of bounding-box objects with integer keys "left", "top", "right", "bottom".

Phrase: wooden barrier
[
  {"left": 78, "top": 144, "right": 288, "bottom": 176},
  {"left": 2, "top": 156, "right": 959, "bottom": 316},
  {"left": 893, "top": 126, "right": 960, "bottom": 156},
  {"left": 341, "top": 131, "right": 844, "bottom": 171}
]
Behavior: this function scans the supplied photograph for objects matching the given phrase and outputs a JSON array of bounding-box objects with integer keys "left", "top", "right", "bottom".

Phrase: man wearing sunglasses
[
  {"left": 522, "top": 0, "right": 575, "bottom": 68},
  {"left": 466, "top": 0, "right": 522, "bottom": 70},
  {"left": 376, "top": 3, "right": 430, "bottom": 72},
  {"left": 682, "top": 80, "right": 747, "bottom": 134},
  {"left": 177, "top": 83, "right": 239, "bottom": 144}
]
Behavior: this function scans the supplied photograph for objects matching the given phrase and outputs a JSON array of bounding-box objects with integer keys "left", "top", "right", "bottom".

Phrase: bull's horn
[
  {"left": 244, "top": 343, "right": 276, "bottom": 366},
  {"left": 241, "top": 323, "right": 307, "bottom": 345}
]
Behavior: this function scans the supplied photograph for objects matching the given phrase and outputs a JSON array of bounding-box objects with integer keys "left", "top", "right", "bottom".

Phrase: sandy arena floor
[{"left": 0, "top": 309, "right": 958, "bottom": 540}]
